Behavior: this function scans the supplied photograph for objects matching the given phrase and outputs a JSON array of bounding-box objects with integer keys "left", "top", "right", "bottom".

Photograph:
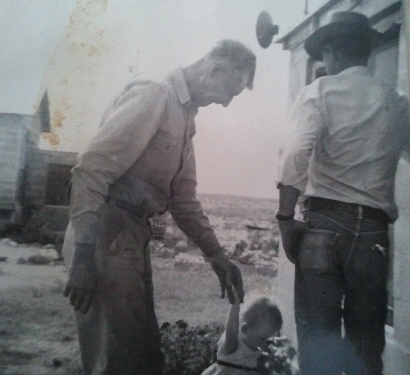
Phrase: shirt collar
[
  {"left": 169, "top": 67, "right": 192, "bottom": 106},
  {"left": 338, "top": 65, "right": 370, "bottom": 77}
]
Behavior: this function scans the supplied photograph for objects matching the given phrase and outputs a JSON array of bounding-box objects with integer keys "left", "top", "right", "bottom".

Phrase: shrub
[
  {"left": 259, "top": 336, "right": 297, "bottom": 375},
  {"left": 161, "top": 320, "right": 223, "bottom": 375},
  {"left": 160, "top": 320, "right": 297, "bottom": 375},
  {"left": 17, "top": 211, "right": 65, "bottom": 254},
  {"left": 20, "top": 211, "right": 48, "bottom": 243}
]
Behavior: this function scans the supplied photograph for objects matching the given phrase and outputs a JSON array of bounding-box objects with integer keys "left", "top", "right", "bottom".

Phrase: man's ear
[
  {"left": 240, "top": 322, "right": 249, "bottom": 334},
  {"left": 210, "top": 61, "right": 224, "bottom": 78}
]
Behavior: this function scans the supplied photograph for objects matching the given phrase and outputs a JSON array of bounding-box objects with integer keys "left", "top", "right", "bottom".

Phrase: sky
[{"left": 0, "top": 0, "right": 329, "bottom": 199}]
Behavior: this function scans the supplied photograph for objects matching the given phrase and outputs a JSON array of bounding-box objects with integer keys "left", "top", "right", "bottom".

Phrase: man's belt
[
  {"left": 108, "top": 198, "right": 154, "bottom": 220},
  {"left": 307, "top": 197, "right": 390, "bottom": 224},
  {"left": 216, "top": 360, "right": 258, "bottom": 372}
]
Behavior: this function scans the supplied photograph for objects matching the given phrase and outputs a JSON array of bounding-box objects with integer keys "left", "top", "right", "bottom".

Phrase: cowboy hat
[{"left": 305, "top": 11, "right": 381, "bottom": 61}]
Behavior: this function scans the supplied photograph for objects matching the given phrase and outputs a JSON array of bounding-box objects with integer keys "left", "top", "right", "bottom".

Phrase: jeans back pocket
[{"left": 298, "top": 229, "right": 339, "bottom": 271}]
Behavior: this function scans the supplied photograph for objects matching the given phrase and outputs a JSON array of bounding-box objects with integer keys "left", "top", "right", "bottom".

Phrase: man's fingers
[
  {"left": 63, "top": 284, "right": 71, "bottom": 298},
  {"left": 81, "top": 294, "right": 94, "bottom": 314},
  {"left": 226, "top": 266, "right": 244, "bottom": 303},
  {"left": 69, "top": 288, "right": 78, "bottom": 307},
  {"left": 226, "top": 284, "right": 235, "bottom": 304},
  {"left": 211, "top": 256, "right": 245, "bottom": 302},
  {"left": 74, "top": 291, "right": 86, "bottom": 311},
  {"left": 227, "top": 266, "right": 243, "bottom": 289},
  {"left": 235, "top": 285, "right": 244, "bottom": 303},
  {"left": 220, "top": 279, "right": 226, "bottom": 299},
  {"left": 66, "top": 286, "right": 94, "bottom": 314}
]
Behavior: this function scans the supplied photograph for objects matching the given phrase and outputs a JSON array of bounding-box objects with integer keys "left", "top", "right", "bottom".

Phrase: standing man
[
  {"left": 63, "top": 39, "right": 256, "bottom": 375},
  {"left": 277, "top": 12, "right": 409, "bottom": 375}
]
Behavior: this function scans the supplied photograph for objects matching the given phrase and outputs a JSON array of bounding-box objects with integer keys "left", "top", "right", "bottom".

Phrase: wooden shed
[
  {"left": 0, "top": 114, "right": 32, "bottom": 225},
  {"left": 0, "top": 90, "right": 77, "bottom": 232},
  {"left": 275, "top": 1, "right": 410, "bottom": 373}
]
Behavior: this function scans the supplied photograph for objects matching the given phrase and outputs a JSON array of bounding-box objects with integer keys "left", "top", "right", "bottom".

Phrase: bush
[
  {"left": 20, "top": 211, "right": 48, "bottom": 243},
  {"left": 259, "top": 336, "right": 297, "bottom": 375},
  {"left": 160, "top": 320, "right": 297, "bottom": 375},
  {"left": 161, "top": 320, "right": 223, "bottom": 375},
  {"left": 17, "top": 211, "right": 65, "bottom": 254}
]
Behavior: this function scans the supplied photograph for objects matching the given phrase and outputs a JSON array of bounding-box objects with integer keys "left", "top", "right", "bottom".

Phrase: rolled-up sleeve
[
  {"left": 168, "top": 142, "right": 221, "bottom": 257},
  {"left": 70, "top": 82, "right": 167, "bottom": 243},
  {"left": 278, "top": 83, "right": 324, "bottom": 193}
]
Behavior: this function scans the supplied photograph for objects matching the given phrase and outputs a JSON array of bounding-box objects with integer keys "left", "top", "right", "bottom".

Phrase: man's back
[{"left": 291, "top": 66, "right": 409, "bottom": 220}]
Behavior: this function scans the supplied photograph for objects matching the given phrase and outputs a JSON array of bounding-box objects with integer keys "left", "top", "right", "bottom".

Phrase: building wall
[
  {"left": 384, "top": 16, "right": 410, "bottom": 372},
  {"left": 25, "top": 149, "right": 77, "bottom": 209},
  {"left": 25, "top": 147, "right": 48, "bottom": 208},
  {"left": 0, "top": 114, "right": 32, "bottom": 222},
  {"left": 276, "top": 1, "right": 410, "bottom": 373}
]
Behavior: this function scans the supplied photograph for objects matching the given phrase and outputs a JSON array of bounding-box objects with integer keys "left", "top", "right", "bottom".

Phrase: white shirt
[
  {"left": 279, "top": 66, "right": 409, "bottom": 221},
  {"left": 201, "top": 333, "right": 261, "bottom": 375}
]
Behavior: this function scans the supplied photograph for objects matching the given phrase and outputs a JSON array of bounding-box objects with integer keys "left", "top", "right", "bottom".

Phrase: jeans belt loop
[{"left": 357, "top": 205, "right": 363, "bottom": 219}]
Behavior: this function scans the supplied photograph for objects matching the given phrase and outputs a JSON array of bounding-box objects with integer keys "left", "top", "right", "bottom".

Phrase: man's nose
[{"left": 222, "top": 97, "right": 233, "bottom": 107}]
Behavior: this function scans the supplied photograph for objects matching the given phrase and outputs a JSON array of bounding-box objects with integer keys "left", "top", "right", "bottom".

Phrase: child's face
[{"left": 241, "top": 318, "right": 278, "bottom": 351}]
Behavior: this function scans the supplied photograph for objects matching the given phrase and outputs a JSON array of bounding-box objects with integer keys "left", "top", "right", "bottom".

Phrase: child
[{"left": 202, "top": 294, "right": 283, "bottom": 374}]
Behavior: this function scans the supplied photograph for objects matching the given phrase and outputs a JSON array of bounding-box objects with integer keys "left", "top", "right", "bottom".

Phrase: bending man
[{"left": 63, "top": 39, "right": 256, "bottom": 375}]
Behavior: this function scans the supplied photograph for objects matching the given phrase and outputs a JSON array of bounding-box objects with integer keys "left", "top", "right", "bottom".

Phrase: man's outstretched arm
[{"left": 168, "top": 143, "right": 244, "bottom": 304}]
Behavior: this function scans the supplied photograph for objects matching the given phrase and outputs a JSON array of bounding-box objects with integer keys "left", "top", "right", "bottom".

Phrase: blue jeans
[{"left": 295, "top": 209, "right": 389, "bottom": 375}]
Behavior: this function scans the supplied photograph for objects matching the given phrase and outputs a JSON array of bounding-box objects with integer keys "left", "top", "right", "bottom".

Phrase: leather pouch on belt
[{"left": 298, "top": 229, "right": 339, "bottom": 271}]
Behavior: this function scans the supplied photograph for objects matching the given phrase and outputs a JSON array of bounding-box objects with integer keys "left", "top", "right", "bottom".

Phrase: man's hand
[
  {"left": 209, "top": 252, "right": 244, "bottom": 304},
  {"left": 278, "top": 219, "right": 307, "bottom": 264},
  {"left": 64, "top": 243, "right": 98, "bottom": 314}
]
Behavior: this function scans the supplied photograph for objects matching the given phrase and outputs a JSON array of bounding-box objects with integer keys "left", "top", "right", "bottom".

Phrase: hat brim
[{"left": 305, "top": 22, "right": 381, "bottom": 61}]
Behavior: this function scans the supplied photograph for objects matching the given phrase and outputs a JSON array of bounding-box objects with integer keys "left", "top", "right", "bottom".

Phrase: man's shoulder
[
  {"left": 123, "top": 74, "right": 170, "bottom": 93},
  {"left": 294, "top": 77, "right": 323, "bottom": 103}
]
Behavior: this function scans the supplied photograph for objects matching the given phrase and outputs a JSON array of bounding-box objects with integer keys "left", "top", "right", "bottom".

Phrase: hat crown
[
  {"left": 304, "top": 11, "right": 377, "bottom": 61},
  {"left": 327, "top": 11, "right": 370, "bottom": 27}
]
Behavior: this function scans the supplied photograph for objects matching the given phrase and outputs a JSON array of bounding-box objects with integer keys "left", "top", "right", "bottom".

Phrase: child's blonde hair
[{"left": 241, "top": 296, "right": 283, "bottom": 332}]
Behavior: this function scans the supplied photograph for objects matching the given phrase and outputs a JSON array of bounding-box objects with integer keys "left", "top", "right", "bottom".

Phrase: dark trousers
[
  {"left": 66, "top": 204, "right": 164, "bottom": 375},
  {"left": 295, "top": 209, "right": 389, "bottom": 375}
]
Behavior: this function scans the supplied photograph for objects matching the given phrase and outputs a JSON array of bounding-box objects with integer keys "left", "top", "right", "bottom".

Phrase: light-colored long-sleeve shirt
[
  {"left": 279, "top": 66, "right": 409, "bottom": 221},
  {"left": 69, "top": 68, "right": 221, "bottom": 255}
]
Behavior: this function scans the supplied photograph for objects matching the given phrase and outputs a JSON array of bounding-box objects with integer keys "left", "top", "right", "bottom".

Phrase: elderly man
[
  {"left": 63, "top": 39, "right": 256, "bottom": 375},
  {"left": 277, "top": 12, "right": 409, "bottom": 375}
]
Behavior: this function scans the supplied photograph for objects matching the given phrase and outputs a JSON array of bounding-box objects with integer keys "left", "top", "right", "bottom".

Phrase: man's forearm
[
  {"left": 169, "top": 192, "right": 222, "bottom": 257},
  {"left": 277, "top": 184, "right": 304, "bottom": 264},
  {"left": 278, "top": 184, "right": 300, "bottom": 216}
]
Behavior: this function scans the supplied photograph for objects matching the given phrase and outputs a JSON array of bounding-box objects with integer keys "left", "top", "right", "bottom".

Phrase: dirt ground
[
  {"left": 0, "top": 241, "right": 276, "bottom": 375},
  {"left": 0, "top": 243, "right": 82, "bottom": 375},
  {"left": 0, "top": 194, "right": 279, "bottom": 374}
]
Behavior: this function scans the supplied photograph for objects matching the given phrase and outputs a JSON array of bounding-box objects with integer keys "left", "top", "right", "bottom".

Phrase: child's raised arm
[{"left": 220, "top": 290, "right": 240, "bottom": 355}]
